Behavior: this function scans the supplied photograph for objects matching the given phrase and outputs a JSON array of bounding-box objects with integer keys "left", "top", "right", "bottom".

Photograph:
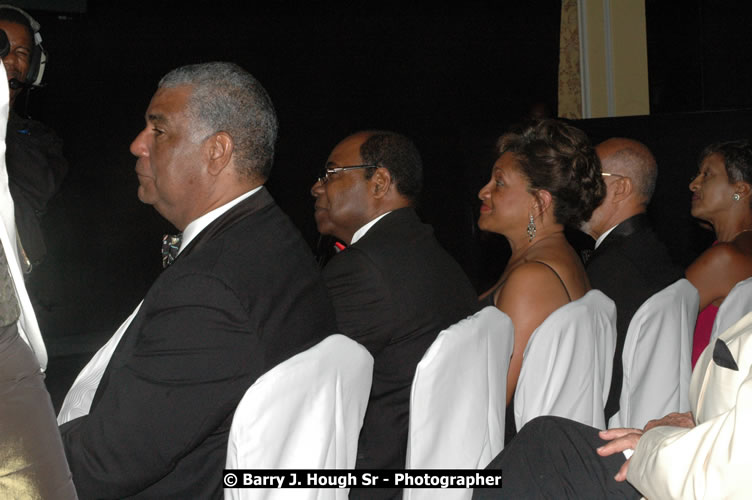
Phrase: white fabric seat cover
[
  {"left": 609, "top": 279, "right": 699, "bottom": 429},
  {"left": 710, "top": 276, "right": 752, "bottom": 345},
  {"left": 404, "top": 306, "right": 514, "bottom": 500},
  {"left": 225, "top": 334, "right": 373, "bottom": 500},
  {"left": 514, "top": 290, "right": 616, "bottom": 431}
]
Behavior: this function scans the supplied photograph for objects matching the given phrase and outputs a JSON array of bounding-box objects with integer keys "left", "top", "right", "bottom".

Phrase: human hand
[
  {"left": 597, "top": 427, "right": 644, "bottom": 482},
  {"left": 643, "top": 411, "right": 695, "bottom": 432}
]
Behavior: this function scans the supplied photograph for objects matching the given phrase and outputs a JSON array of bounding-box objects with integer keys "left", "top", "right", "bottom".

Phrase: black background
[{"left": 9, "top": 1, "right": 752, "bottom": 402}]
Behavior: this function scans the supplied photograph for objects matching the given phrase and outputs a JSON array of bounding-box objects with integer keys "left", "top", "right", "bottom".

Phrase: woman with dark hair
[
  {"left": 688, "top": 139, "right": 752, "bottom": 367},
  {"left": 478, "top": 119, "right": 606, "bottom": 438}
]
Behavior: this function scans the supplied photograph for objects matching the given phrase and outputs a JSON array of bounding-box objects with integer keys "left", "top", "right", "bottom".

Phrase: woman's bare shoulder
[
  {"left": 500, "top": 261, "right": 570, "bottom": 300},
  {"left": 687, "top": 241, "right": 752, "bottom": 307},
  {"left": 692, "top": 242, "right": 752, "bottom": 271}
]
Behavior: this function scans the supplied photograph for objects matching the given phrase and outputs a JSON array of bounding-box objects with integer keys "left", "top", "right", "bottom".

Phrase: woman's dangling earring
[{"left": 527, "top": 214, "right": 536, "bottom": 241}]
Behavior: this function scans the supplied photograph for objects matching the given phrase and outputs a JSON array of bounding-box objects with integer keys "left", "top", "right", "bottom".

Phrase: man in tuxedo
[
  {"left": 580, "top": 138, "right": 682, "bottom": 421},
  {"left": 310, "top": 131, "right": 478, "bottom": 481},
  {"left": 59, "top": 62, "right": 334, "bottom": 499},
  {"left": 476, "top": 311, "right": 752, "bottom": 499}
]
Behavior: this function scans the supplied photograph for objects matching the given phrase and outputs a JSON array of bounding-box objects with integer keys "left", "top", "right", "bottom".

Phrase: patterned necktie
[{"left": 161, "top": 233, "right": 182, "bottom": 268}]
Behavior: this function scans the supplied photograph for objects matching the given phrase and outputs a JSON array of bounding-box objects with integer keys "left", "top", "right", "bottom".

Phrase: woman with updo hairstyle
[
  {"left": 477, "top": 119, "right": 606, "bottom": 440},
  {"left": 687, "top": 139, "right": 752, "bottom": 367}
]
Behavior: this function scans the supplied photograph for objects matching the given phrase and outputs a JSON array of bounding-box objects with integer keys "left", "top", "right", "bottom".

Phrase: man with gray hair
[
  {"left": 580, "top": 137, "right": 681, "bottom": 422},
  {"left": 59, "top": 62, "right": 334, "bottom": 498}
]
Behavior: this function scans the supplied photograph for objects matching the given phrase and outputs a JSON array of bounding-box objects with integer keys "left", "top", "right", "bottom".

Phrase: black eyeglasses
[{"left": 317, "top": 165, "right": 378, "bottom": 184}]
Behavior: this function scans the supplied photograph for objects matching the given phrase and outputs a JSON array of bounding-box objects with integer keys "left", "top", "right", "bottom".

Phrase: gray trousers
[{"left": 0, "top": 322, "right": 77, "bottom": 499}]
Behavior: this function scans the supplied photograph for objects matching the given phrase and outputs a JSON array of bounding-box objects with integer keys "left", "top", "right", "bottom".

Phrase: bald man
[{"left": 580, "top": 138, "right": 682, "bottom": 422}]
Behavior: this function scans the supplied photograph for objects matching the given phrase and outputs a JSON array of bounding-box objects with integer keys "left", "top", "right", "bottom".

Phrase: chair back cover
[
  {"left": 404, "top": 306, "right": 514, "bottom": 500},
  {"left": 711, "top": 276, "right": 752, "bottom": 345},
  {"left": 514, "top": 290, "right": 616, "bottom": 430},
  {"left": 225, "top": 334, "right": 373, "bottom": 500},
  {"left": 609, "top": 279, "right": 699, "bottom": 429}
]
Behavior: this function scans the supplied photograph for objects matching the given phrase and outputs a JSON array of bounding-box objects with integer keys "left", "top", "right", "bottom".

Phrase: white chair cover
[
  {"left": 225, "top": 334, "right": 373, "bottom": 500},
  {"left": 608, "top": 279, "right": 699, "bottom": 429},
  {"left": 514, "top": 290, "right": 616, "bottom": 431},
  {"left": 710, "top": 276, "right": 752, "bottom": 345},
  {"left": 404, "top": 306, "right": 514, "bottom": 500}
]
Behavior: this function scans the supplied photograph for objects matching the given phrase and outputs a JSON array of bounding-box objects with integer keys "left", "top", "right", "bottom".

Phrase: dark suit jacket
[
  {"left": 586, "top": 213, "right": 683, "bottom": 421},
  {"left": 322, "top": 207, "right": 478, "bottom": 475},
  {"left": 60, "top": 188, "right": 334, "bottom": 499}
]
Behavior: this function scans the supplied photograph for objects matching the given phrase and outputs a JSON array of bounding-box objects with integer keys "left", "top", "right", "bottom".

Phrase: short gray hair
[
  {"left": 159, "top": 62, "right": 278, "bottom": 180},
  {"left": 603, "top": 144, "right": 657, "bottom": 202}
]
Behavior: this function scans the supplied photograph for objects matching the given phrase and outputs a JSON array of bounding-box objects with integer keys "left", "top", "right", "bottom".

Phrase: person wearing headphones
[
  {"left": 0, "top": 5, "right": 66, "bottom": 272},
  {"left": 0, "top": 30, "right": 76, "bottom": 497}
]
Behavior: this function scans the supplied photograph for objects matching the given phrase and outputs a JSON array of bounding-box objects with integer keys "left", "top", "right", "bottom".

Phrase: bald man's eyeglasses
[{"left": 317, "top": 165, "right": 378, "bottom": 184}]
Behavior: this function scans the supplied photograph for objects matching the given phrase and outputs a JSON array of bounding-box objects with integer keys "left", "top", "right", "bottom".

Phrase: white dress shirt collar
[
  {"left": 350, "top": 211, "right": 392, "bottom": 245},
  {"left": 594, "top": 224, "right": 618, "bottom": 249},
  {"left": 178, "top": 186, "right": 263, "bottom": 255}
]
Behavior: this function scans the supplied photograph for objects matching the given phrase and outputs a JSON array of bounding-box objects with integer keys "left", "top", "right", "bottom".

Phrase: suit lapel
[
  {"left": 351, "top": 207, "right": 419, "bottom": 248},
  {"left": 713, "top": 338, "right": 739, "bottom": 371},
  {"left": 590, "top": 213, "right": 650, "bottom": 260},
  {"left": 91, "top": 188, "right": 274, "bottom": 409},
  {"left": 177, "top": 187, "right": 273, "bottom": 263}
]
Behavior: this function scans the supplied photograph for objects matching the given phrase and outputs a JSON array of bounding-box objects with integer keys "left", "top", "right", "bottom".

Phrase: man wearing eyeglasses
[
  {"left": 579, "top": 137, "right": 682, "bottom": 423},
  {"left": 311, "top": 131, "right": 477, "bottom": 495}
]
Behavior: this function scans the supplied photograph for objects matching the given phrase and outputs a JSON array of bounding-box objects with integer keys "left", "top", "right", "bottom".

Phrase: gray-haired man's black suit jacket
[{"left": 61, "top": 188, "right": 335, "bottom": 499}]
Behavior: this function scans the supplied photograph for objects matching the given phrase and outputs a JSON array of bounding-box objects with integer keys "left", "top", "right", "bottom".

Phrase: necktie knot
[{"left": 161, "top": 233, "right": 182, "bottom": 268}]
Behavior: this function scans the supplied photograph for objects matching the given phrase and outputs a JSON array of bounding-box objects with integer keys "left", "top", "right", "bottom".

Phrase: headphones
[{"left": 0, "top": 5, "right": 47, "bottom": 87}]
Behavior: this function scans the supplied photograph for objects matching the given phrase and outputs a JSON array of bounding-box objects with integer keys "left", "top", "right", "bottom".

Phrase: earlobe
[
  {"left": 533, "top": 190, "right": 553, "bottom": 218},
  {"left": 613, "top": 177, "right": 633, "bottom": 200},
  {"left": 207, "top": 132, "right": 234, "bottom": 176},
  {"left": 372, "top": 167, "right": 391, "bottom": 199},
  {"left": 734, "top": 182, "right": 751, "bottom": 198}
]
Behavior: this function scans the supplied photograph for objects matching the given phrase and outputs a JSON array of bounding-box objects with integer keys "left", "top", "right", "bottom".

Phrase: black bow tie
[{"left": 161, "top": 233, "right": 182, "bottom": 268}]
